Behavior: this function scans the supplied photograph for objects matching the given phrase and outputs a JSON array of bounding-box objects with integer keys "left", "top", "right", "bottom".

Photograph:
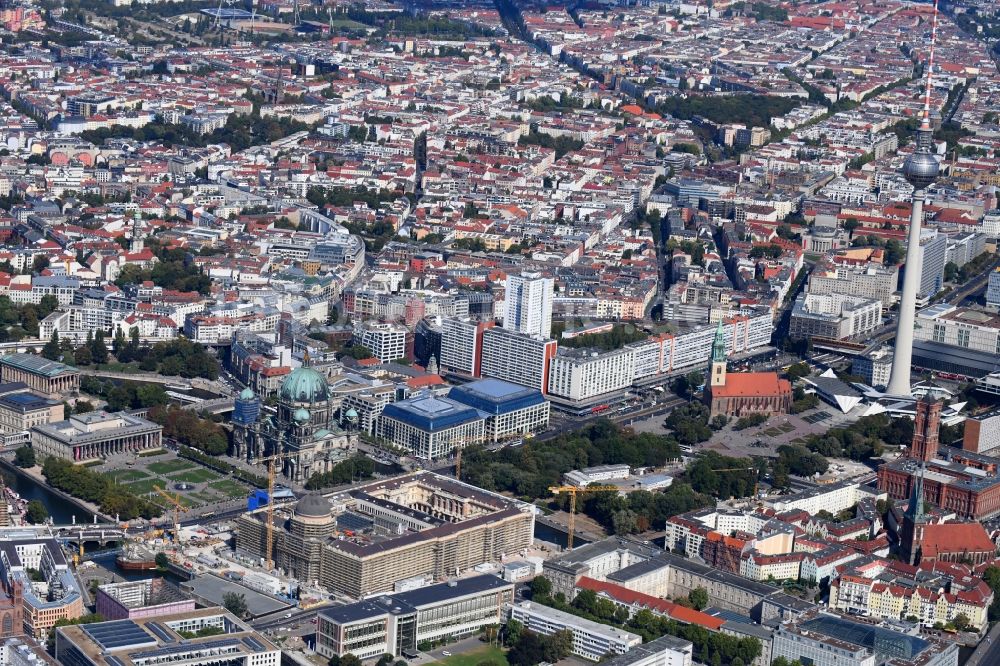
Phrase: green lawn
[
  {"left": 191, "top": 490, "right": 222, "bottom": 504},
  {"left": 106, "top": 469, "right": 149, "bottom": 483},
  {"left": 208, "top": 479, "right": 249, "bottom": 499},
  {"left": 148, "top": 459, "right": 195, "bottom": 475},
  {"left": 125, "top": 478, "right": 168, "bottom": 497},
  {"left": 167, "top": 468, "right": 222, "bottom": 484},
  {"left": 433, "top": 646, "right": 507, "bottom": 666},
  {"left": 173, "top": 493, "right": 198, "bottom": 507}
]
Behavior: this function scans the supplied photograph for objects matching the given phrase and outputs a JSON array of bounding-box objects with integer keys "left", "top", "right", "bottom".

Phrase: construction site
[{"left": 233, "top": 470, "right": 536, "bottom": 599}]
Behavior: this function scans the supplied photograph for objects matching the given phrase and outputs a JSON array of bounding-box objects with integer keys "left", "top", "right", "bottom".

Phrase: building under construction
[{"left": 235, "top": 471, "right": 534, "bottom": 598}]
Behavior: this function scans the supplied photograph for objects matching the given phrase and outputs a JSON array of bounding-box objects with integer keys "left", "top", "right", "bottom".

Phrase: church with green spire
[{"left": 704, "top": 319, "right": 792, "bottom": 418}]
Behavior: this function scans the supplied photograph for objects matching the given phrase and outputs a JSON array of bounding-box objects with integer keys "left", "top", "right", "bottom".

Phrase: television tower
[{"left": 885, "top": 0, "right": 941, "bottom": 397}]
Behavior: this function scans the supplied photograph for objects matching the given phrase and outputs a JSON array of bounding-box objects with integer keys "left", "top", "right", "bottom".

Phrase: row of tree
[
  {"left": 178, "top": 446, "right": 267, "bottom": 488},
  {"left": 80, "top": 111, "right": 314, "bottom": 155},
  {"left": 803, "top": 413, "right": 912, "bottom": 462},
  {"left": 685, "top": 451, "right": 761, "bottom": 499},
  {"left": 517, "top": 130, "right": 585, "bottom": 159},
  {"left": 577, "top": 483, "right": 713, "bottom": 535},
  {"left": 41, "top": 456, "right": 163, "bottom": 521},
  {"left": 305, "top": 185, "right": 401, "bottom": 211},
  {"left": 113, "top": 337, "right": 219, "bottom": 380},
  {"left": 655, "top": 94, "right": 798, "bottom": 130},
  {"left": 42, "top": 330, "right": 109, "bottom": 366},
  {"left": 0, "top": 294, "right": 59, "bottom": 341},
  {"left": 304, "top": 456, "right": 376, "bottom": 490},
  {"left": 149, "top": 405, "right": 228, "bottom": 456},
  {"left": 80, "top": 377, "right": 169, "bottom": 412},
  {"left": 559, "top": 324, "right": 648, "bottom": 352}
]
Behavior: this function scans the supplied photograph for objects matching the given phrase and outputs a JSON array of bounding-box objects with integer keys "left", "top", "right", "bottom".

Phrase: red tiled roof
[
  {"left": 711, "top": 372, "right": 791, "bottom": 398},
  {"left": 919, "top": 523, "right": 995, "bottom": 558},
  {"left": 406, "top": 375, "right": 445, "bottom": 389},
  {"left": 576, "top": 577, "right": 725, "bottom": 630}
]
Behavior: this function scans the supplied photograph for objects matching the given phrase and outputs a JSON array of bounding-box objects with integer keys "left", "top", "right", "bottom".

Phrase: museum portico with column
[{"left": 31, "top": 411, "right": 162, "bottom": 462}]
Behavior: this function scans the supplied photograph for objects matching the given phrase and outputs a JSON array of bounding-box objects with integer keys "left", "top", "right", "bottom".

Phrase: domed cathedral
[{"left": 231, "top": 356, "right": 355, "bottom": 484}]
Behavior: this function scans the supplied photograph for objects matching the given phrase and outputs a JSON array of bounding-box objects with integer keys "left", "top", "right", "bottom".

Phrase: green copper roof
[
  {"left": 0, "top": 353, "right": 76, "bottom": 378},
  {"left": 711, "top": 321, "right": 726, "bottom": 363},
  {"left": 293, "top": 407, "right": 311, "bottom": 423},
  {"left": 280, "top": 366, "right": 330, "bottom": 403},
  {"left": 239, "top": 387, "right": 256, "bottom": 400}
]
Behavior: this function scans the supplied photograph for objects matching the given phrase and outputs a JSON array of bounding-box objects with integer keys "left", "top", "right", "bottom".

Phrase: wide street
[{"left": 965, "top": 621, "right": 1000, "bottom": 666}]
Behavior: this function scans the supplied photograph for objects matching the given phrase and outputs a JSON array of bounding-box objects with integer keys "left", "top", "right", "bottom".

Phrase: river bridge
[{"left": 0, "top": 523, "right": 129, "bottom": 550}]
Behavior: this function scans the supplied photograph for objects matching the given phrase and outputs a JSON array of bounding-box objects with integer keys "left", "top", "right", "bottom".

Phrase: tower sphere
[{"left": 903, "top": 151, "right": 939, "bottom": 190}]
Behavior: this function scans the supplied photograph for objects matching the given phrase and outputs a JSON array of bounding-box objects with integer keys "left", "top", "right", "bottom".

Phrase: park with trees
[
  {"left": 41, "top": 456, "right": 163, "bottom": 521},
  {"left": 149, "top": 405, "right": 229, "bottom": 456}
]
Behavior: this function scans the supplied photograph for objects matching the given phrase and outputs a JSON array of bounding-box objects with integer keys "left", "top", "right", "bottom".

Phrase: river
[{"left": 4, "top": 468, "right": 95, "bottom": 525}]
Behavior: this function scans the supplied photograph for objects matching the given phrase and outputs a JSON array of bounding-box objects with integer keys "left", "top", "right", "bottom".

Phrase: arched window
[{"left": 2, "top": 613, "right": 12, "bottom": 636}]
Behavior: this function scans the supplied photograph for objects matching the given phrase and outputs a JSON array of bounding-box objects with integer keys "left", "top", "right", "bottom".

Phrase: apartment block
[{"left": 480, "top": 327, "right": 557, "bottom": 393}]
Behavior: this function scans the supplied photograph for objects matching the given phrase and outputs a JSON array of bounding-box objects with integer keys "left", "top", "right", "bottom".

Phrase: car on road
[{"left": 441, "top": 651, "right": 451, "bottom": 657}]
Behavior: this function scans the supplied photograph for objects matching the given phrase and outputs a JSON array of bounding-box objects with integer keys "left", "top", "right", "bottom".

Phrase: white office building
[
  {"left": 440, "top": 318, "right": 489, "bottom": 376},
  {"left": 981, "top": 209, "right": 1000, "bottom": 237},
  {"left": 599, "top": 635, "right": 693, "bottom": 666},
  {"left": 564, "top": 464, "right": 630, "bottom": 487},
  {"left": 629, "top": 309, "right": 773, "bottom": 380},
  {"left": 808, "top": 263, "right": 898, "bottom": 306},
  {"left": 915, "top": 304, "right": 1000, "bottom": 355},
  {"left": 503, "top": 272, "right": 554, "bottom": 339},
  {"left": 480, "top": 327, "right": 556, "bottom": 393},
  {"left": 317, "top": 576, "right": 514, "bottom": 660},
  {"left": 764, "top": 480, "right": 884, "bottom": 516},
  {"left": 376, "top": 395, "right": 486, "bottom": 460},
  {"left": 548, "top": 347, "right": 636, "bottom": 401},
  {"left": 917, "top": 230, "right": 948, "bottom": 299},
  {"left": 510, "top": 601, "right": 643, "bottom": 661},
  {"left": 353, "top": 322, "right": 408, "bottom": 363},
  {"left": 789, "top": 293, "right": 882, "bottom": 341},
  {"left": 852, "top": 345, "right": 893, "bottom": 390}
]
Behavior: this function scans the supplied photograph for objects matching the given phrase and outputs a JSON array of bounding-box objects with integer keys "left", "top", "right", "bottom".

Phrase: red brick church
[{"left": 705, "top": 322, "right": 791, "bottom": 418}]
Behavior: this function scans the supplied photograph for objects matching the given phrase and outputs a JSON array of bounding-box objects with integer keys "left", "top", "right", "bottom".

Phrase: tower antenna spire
[
  {"left": 919, "top": 0, "right": 939, "bottom": 134},
  {"left": 883, "top": 0, "right": 941, "bottom": 398}
]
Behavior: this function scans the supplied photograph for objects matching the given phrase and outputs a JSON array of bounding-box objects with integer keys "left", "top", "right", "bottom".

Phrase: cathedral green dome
[
  {"left": 280, "top": 366, "right": 330, "bottom": 403},
  {"left": 293, "top": 407, "right": 311, "bottom": 424},
  {"left": 239, "top": 387, "right": 256, "bottom": 401}
]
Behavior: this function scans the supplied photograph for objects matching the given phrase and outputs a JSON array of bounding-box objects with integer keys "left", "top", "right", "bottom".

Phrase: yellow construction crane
[
  {"left": 250, "top": 450, "right": 298, "bottom": 570},
  {"left": 153, "top": 486, "right": 185, "bottom": 542},
  {"left": 548, "top": 485, "right": 621, "bottom": 551}
]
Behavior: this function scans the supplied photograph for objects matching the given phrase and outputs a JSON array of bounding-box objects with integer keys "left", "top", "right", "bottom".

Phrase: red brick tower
[{"left": 910, "top": 395, "right": 942, "bottom": 462}]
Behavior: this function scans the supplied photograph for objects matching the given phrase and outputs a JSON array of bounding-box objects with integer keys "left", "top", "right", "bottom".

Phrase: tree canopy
[
  {"left": 461, "top": 420, "right": 681, "bottom": 498},
  {"left": 42, "top": 457, "right": 163, "bottom": 521}
]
